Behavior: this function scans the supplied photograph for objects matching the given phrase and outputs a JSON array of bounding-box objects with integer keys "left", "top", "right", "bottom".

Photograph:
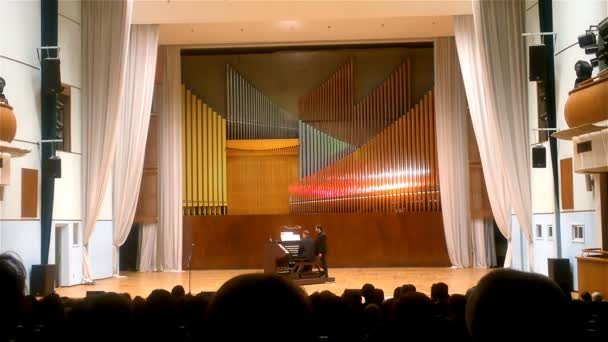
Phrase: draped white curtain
[
  {"left": 138, "top": 223, "right": 158, "bottom": 272},
  {"left": 81, "top": 0, "right": 133, "bottom": 282},
  {"left": 434, "top": 37, "right": 472, "bottom": 268},
  {"left": 454, "top": 0, "right": 533, "bottom": 271},
  {"left": 157, "top": 46, "right": 183, "bottom": 271},
  {"left": 472, "top": 219, "right": 497, "bottom": 268},
  {"left": 112, "top": 25, "right": 159, "bottom": 276}
]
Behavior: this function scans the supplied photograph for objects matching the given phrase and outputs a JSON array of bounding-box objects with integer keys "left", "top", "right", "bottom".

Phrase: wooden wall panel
[
  {"left": 183, "top": 212, "right": 451, "bottom": 269},
  {"left": 227, "top": 145, "right": 299, "bottom": 215},
  {"left": 21, "top": 168, "right": 38, "bottom": 218},
  {"left": 135, "top": 170, "right": 158, "bottom": 224},
  {"left": 560, "top": 158, "right": 574, "bottom": 210},
  {"left": 468, "top": 119, "right": 492, "bottom": 219},
  {"left": 135, "top": 115, "right": 159, "bottom": 223}
]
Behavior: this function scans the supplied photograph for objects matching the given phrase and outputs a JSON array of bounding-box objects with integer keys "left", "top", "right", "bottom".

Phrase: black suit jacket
[
  {"left": 315, "top": 232, "right": 327, "bottom": 255},
  {"left": 298, "top": 237, "right": 316, "bottom": 260}
]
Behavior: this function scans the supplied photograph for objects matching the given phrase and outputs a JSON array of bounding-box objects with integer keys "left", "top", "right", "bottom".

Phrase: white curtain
[
  {"left": 473, "top": 0, "right": 533, "bottom": 270},
  {"left": 81, "top": 0, "right": 133, "bottom": 282},
  {"left": 112, "top": 25, "right": 159, "bottom": 276},
  {"left": 472, "top": 219, "right": 497, "bottom": 268},
  {"left": 157, "top": 46, "right": 183, "bottom": 271},
  {"left": 454, "top": 0, "right": 533, "bottom": 271},
  {"left": 434, "top": 37, "right": 472, "bottom": 268},
  {"left": 138, "top": 223, "right": 158, "bottom": 272}
]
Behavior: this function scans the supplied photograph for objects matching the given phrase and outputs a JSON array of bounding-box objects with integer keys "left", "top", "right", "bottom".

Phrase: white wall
[
  {"left": 0, "top": 0, "right": 42, "bottom": 288},
  {"left": 515, "top": 0, "right": 606, "bottom": 283},
  {"left": 0, "top": 0, "right": 113, "bottom": 287}
]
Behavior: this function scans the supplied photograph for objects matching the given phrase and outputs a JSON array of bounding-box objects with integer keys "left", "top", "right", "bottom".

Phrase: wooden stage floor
[{"left": 55, "top": 267, "right": 492, "bottom": 298}]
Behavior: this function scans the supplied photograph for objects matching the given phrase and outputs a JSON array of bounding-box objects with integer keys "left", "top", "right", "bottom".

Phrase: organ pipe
[
  {"left": 290, "top": 90, "right": 439, "bottom": 214},
  {"left": 182, "top": 85, "right": 227, "bottom": 215},
  {"left": 226, "top": 65, "right": 298, "bottom": 139}
]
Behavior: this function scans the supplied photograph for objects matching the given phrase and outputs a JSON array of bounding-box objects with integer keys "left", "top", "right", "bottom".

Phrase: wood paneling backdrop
[
  {"left": 227, "top": 140, "right": 299, "bottom": 215},
  {"left": 183, "top": 212, "right": 451, "bottom": 269},
  {"left": 134, "top": 115, "right": 159, "bottom": 224}
]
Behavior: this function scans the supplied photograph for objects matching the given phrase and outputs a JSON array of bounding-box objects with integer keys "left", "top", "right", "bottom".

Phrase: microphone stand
[{"left": 188, "top": 243, "right": 194, "bottom": 294}]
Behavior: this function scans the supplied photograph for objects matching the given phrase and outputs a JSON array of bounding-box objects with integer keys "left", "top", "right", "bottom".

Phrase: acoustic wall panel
[{"left": 21, "top": 168, "right": 38, "bottom": 218}]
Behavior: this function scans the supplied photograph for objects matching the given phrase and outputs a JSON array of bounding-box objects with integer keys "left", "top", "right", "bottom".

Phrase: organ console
[{"left": 263, "top": 226, "right": 334, "bottom": 285}]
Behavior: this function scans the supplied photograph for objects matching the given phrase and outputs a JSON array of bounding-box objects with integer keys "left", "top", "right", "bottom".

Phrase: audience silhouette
[{"left": 0, "top": 252, "right": 606, "bottom": 342}]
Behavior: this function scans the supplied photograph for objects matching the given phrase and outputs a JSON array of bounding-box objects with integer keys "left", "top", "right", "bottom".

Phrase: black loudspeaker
[
  {"left": 548, "top": 258, "right": 573, "bottom": 294},
  {"left": 86, "top": 291, "right": 106, "bottom": 298},
  {"left": 46, "top": 156, "right": 61, "bottom": 179},
  {"left": 529, "top": 45, "right": 547, "bottom": 82},
  {"left": 30, "top": 264, "right": 56, "bottom": 296},
  {"left": 532, "top": 145, "right": 546, "bottom": 168},
  {"left": 42, "top": 58, "right": 62, "bottom": 95}
]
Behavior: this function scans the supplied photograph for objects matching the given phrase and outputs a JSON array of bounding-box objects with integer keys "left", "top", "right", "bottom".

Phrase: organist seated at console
[{"left": 263, "top": 226, "right": 322, "bottom": 279}]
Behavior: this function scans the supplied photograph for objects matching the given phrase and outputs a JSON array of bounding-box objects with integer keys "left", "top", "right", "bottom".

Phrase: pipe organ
[
  {"left": 291, "top": 59, "right": 439, "bottom": 213},
  {"left": 227, "top": 65, "right": 298, "bottom": 139},
  {"left": 182, "top": 59, "right": 439, "bottom": 216},
  {"left": 182, "top": 85, "right": 228, "bottom": 215}
]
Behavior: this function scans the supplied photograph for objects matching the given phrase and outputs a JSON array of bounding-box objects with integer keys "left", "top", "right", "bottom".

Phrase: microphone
[{"left": 189, "top": 243, "right": 194, "bottom": 294}]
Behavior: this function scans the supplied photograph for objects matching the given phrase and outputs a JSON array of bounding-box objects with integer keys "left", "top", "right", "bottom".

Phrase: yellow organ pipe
[{"left": 181, "top": 85, "right": 228, "bottom": 215}]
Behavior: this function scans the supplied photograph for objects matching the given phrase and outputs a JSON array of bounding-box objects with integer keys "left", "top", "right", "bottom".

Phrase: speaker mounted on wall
[
  {"left": 529, "top": 45, "right": 547, "bottom": 82},
  {"left": 42, "top": 58, "right": 62, "bottom": 95},
  {"left": 532, "top": 145, "right": 547, "bottom": 168},
  {"left": 45, "top": 155, "right": 61, "bottom": 179}
]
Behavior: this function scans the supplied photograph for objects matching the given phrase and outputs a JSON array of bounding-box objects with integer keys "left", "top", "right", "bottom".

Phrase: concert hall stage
[{"left": 55, "top": 267, "right": 492, "bottom": 299}]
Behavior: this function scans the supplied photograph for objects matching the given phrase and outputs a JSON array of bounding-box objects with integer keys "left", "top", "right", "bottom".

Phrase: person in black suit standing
[{"left": 315, "top": 224, "right": 328, "bottom": 278}]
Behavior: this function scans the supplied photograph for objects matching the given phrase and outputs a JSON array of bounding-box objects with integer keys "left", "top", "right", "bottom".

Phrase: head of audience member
[
  {"left": 341, "top": 288, "right": 364, "bottom": 313},
  {"left": 465, "top": 286, "right": 476, "bottom": 299},
  {"left": 362, "top": 283, "right": 376, "bottom": 304},
  {"left": 392, "top": 292, "right": 434, "bottom": 336},
  {"left": 363, "top": 303, "right": 382, "bottom": 328},
  {"left": 206, "top": 273, "right": 313, "bottom": 342},
  {"left": 183, "top": 292, "right": 211, "bottom": 339},
  {"left": 466, "top": 269, "right": 570, "bottom": 342},
  {"left": 39, "top": 293, "right": 66, "bottom": 329},
  {"left": 393, "top": 286, "right": 402, "bottom": 298},
  {"left": 431, "top": 282, "right": 449, "bottom": 304},
  {"left": 400, "top": 284, "right": 416, "bottom": 295},
  {"left": 373, "top": 288, "right": 385, "bottom": 305},
  {"left": 448, "top": 294, "right": 467, "bottom": 321},
  {"left": 145, "top": 289, "right": 179, "bottom": 337},
  {"left": 171, "top": 284, "right": 186, "bottom": 298},
  {"left": 579, "top": 291, "right": 592, "bottom": 302},
  {"left": 0, "top": 252, "right": 26, "bottom": 337},
  {"left": 87, "top": 292, "right": 133, "bottom": 340},
  {"left": 591, "top": 292, "right": 603, "bottom": 302}
]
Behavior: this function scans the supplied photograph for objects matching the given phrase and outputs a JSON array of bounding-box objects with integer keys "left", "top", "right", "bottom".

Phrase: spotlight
[
  {"left": 574, "top": 60, "right": 593, "bottom": 86},
  {"left": 578, "top": 31, "right": 597, "bottom": 48},
  {"left": 590, "top": 57, "right": 599, "bottom": 68},
  {"left": 585, "top": 46, "right": 598, "bottom": 55}
]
